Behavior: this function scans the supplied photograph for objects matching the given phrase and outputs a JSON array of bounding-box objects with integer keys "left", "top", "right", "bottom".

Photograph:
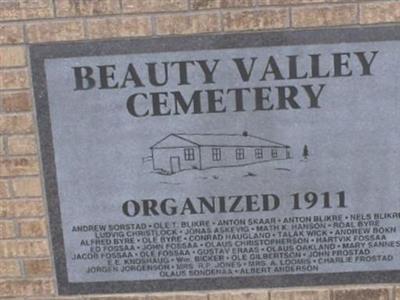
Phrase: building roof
[{"left": 151, "top": 133, "right": 290, "bottom": 149}]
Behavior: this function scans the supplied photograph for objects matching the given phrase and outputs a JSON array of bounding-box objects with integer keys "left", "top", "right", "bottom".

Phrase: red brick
[
  {"left": 0, "top": 260, "right": 20, "bottom": 278},
  {"left": 122, "top": 0, "right": 188, "bottom": 13},
  {"left": 24, "top": 258, "right": 52, "bottom": 277},
  {"left": 0, "top": 239, "right": 49, "bottom": 258},
  {"left": 7, "top": 135, "right": 37, "bottom": 155},
  {"left": 271, "top": 289, "right": 330, "bottom": 300},
  {"left": 333, "top": 287, "right": 390, "bottom": 300},
  {"left": 0, "top": 220, "right": 16, "bottom": 238},
  {"left": 361, "top": 1, "right": 400, "bottom": 24},
  {"left": 12, "top": 176, "right": 42, "bottom": 197},
  {"left": 258, "top": 0, "right": 322, "bottom": 5},
  {"left": 0, "top": 114, "right": 34, "bottom": 134},
  {"left": 0, "top": 24, "right": 24, "bottom": 45},
  {"left": 0, "top": 0, "right": 54, "bottom": 21},
  {"left": 0, "top": 179, "right": 10, "bottom": 198},
  {"left": 223, "top": 8, "right": 289, "bottom": 31},
  {"left": 26, "top": 20, "right": 85, "bottom": 43},
  {"left": 191, "top": 0, "right": 253, "bottom": 10},
  {"left": 0, "top": 279, "right": 54, "bottom": 297},
  {"left": 0, "top": 157, "right": 39, "bottom": 177},
  {"left": 56, "top": 0, "right": 121, "bottom": 17},
  {"left": 395, "top": 287, "right": 400, "bottom": 300},
  {"left": 87, "top": 16, "right": 152, "bottom": 39},
  {"left": 0, "top": 199, "right": 45, "bottom": 218},
  {"left": 292, "top": 4, "right": 357, "bottom": 27},
  {"left": 0, "top": 137, "right": 5, "bottom": 156},
  {"left": 0, "top": 69, "right": 29, "bottom": 90},
  {"left": 209, "top": 291, "right": 269, "bottom": 300},
  {"left": 1, "top": 91, "right": 32, "bottom": 113},
  {"left": 0, "top": 46, "right": 26, "bottom": 67},
  {"left": 18, "top": 218, "right": 47, "bottom": 238},
  {"left": 156, "top": 13, "right": 221, "bottom": 35}
]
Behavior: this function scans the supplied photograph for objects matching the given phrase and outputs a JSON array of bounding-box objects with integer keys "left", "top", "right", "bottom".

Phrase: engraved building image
[{"left": 150, "top": 132, "right": 291, "bottom": 174}]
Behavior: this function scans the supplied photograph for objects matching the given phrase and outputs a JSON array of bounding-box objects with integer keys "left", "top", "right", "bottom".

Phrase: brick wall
[{"left": 0, "top": 0, "right": 399, "bottom": 299}]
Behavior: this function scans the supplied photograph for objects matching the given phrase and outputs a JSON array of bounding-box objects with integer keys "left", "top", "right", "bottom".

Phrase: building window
[
  {"left": 271, "top": 149, "right": 278, "bottom": 158},
  {"left": 184, "top": 148, "right": 195, "bottom": 161},
  {"left": 255, "top": 148, "right": 263, "bottom": 159},
  {"left": 236, "top": 148, "right": 245, "bottom": 160},
  {"left": 212, "top": 148, "right": 221, "bottom": 161}
]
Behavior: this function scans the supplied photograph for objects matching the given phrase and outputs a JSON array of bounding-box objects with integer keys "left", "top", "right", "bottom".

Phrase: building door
[{"left": 170, "top": 156, "right": 180, "bottom": 174}]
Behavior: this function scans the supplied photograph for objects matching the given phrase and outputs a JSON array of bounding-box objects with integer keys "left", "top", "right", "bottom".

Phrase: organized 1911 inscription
[{"left": 30, "top": 26, "right": 400, "bottom": 295}]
